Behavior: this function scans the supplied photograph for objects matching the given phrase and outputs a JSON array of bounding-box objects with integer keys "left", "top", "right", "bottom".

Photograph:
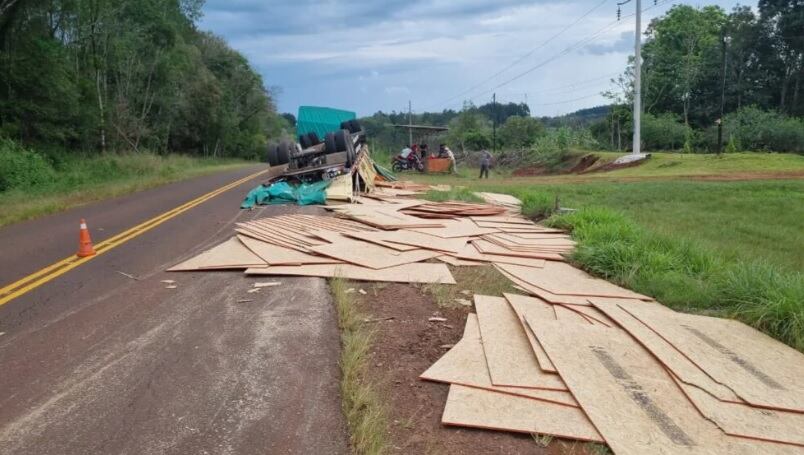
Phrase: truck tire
[
  {"left": 266, "top": 144, "right": 279, "bottom": 166},
  {"left": 334, "top": 129, "right": 351, "bottom": 152},
  {"left": 277, "top": 141, "right": 292, "bottom": 165},
  {"left": 347, "top": 119, "right": 362, "bottom": 134},
  {"left": 307, "top": 132, "right": 321, "bottom": 145},
  {"left": 299, "top": 134, "right": 313, "bottom": 149},
  {"left": 324, "top": 132, "right": 338, "bottom": 154}
]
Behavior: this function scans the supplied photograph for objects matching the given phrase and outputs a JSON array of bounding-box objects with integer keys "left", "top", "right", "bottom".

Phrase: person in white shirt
[{"left": 400, "top": 145, "right": 413, "bottom": 159}]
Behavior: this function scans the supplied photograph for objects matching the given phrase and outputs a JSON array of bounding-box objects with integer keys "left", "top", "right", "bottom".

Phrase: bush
[
  {"left": 498, "top": 115, "right": 545, "bottom": 148},
  {"left": 641, "top": 113, "right": 689, "bottom": 150},
  {"left": 0, "top": 138, "right": 55, "bottom": 191},
  {"left": 724, "top": 106, "right": 804, "bottom": 153}
]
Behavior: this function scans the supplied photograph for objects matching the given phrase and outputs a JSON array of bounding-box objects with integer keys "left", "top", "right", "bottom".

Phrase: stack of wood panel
[
  {"left": 167, "top": 195, "right": 576, "bottom": 285},
  {"left": 423, "top": 290, "right": 804, "bottom": 453}
]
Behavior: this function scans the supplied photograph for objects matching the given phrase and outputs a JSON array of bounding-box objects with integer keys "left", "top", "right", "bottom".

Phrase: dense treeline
[
  {"left": 0, "top": 0, "right": 287, "bottom": 159},
  {"left": 595, "top": 1, "right": 804, "bottom": 152},
  {"left": 362, "top": 1, "right": 803, "bottom": 156}
]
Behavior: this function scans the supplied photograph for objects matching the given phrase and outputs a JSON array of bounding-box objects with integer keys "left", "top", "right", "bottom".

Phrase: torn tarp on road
[{"left": 240, "top": 180, "right": 330, "bottom": 209}]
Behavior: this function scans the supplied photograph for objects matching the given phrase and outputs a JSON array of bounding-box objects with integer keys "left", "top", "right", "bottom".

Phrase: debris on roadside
[
  {"left": 253, "top": 282, "right": 281, "bottom": 288},
  {"left": 358, "top": 289, "right": 367, "bottom": 295},
  {"left": 454, "top": 298, "right": 471, "bottom": 307},
  {"left": 428, "top": 317, "right": 447, "bottom": 323},
  {"left": 117, "top": 271, "right": 139, "bottom": 280},
  {"left": 246, "top": 288, "right": 261, "bottom": 294},
  {"left": 421, "top": 292, "right": 804, "bottom": 452},
  {"left": 165, "top": 285, "right": 177, "bottom": 289},
  {"left": 236, "top": 299, "right": 254, "bottom": 303},
  {"left": 160, "top": 280, "right": 176, "bottom": 284}
]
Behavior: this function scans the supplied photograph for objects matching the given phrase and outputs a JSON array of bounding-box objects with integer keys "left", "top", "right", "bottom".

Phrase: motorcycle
[{"left": 391, "top": 154, "right": 425, "bottom": 172}]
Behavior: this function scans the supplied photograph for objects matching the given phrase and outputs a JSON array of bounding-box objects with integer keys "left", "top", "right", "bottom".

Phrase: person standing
[
  {"left": 479, "top": 150, "right": 491, "bottom": 178},
  {"left": 443, "top": 145, "right": 457, "bottom": 174}
]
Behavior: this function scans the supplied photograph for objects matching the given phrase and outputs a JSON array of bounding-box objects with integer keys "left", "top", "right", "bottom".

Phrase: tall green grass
[
  {"left": 0, "top": 139, "right": 248, "bottom": 226},
  {"left": 546, "top": 207, "right": 804, "bottom": 351}
]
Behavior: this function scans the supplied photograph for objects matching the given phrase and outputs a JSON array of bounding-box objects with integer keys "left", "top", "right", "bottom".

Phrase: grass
[
  {"left": 413, "top": 153, "right": 804, "bottom": 351},
  {"left": 420, "top": 265, "right": 518, "bottom": 308},
  {"left": 0, "top": 152, "right": 250, "bottom": 227},
  {"left": 330, "top": 277, "right": 389, "bottom": 455}
]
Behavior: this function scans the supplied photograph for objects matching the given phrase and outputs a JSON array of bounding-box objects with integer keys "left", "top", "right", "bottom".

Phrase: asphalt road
[{"left": 0, "top": 165, "right": 349, "bottom": 454}]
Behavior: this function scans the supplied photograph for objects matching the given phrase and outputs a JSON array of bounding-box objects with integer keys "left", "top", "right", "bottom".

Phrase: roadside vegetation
[
  {"left": 416, "top": 167, "right": 804, "bottom": 351},
  {"left": 0, "top": 139, "right": 247, "bottom": 226},
  {"left": 330, "top": 277, "right": 389, "bottom": 455}
]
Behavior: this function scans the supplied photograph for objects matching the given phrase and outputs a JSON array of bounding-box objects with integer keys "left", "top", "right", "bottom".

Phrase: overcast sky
[{"left": 200, "top": 0, "right": 751, "bottom": 118}]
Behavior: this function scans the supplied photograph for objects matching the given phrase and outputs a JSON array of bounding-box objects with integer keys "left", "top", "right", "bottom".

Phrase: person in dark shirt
[{"left": 479, "top": 150, "right": 491, "bottom": 178}]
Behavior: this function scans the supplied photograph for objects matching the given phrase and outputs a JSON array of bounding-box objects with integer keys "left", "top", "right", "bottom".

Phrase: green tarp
[
  {"left": 240, "top": 180, "right": 331, "bottom": 209},
  {"left": 296, "top": 106, "right": 356, "bottom": 139}
]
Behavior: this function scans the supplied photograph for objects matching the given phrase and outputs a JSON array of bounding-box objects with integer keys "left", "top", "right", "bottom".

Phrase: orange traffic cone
[{"left": 77, "top": 218, "right": 96, "bottom": 257}]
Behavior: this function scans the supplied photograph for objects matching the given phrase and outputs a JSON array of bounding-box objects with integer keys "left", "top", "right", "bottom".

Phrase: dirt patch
[
  {"left": 569, "top": 154, "right": 600, "bottom": 174},
  {"left": 354, "top": 282, "right": 591, "bottom": 455}
]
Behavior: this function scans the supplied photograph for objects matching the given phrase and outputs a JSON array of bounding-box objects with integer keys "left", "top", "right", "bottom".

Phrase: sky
[{"left": 200, "top": 0, "right": 751, "bottom": 118}]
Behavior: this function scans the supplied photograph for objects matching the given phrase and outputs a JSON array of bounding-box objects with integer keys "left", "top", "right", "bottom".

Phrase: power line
[
  {"left": 429, "top": 0, "right": 610, "bottom": 110},
  {"left": 442, "top": 0, "right": 674, "bottom": 111}
]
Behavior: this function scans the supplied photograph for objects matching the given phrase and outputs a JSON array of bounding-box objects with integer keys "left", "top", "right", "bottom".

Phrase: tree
[{"left": 498, "top": 116, "right": 544, "bottom": 148}]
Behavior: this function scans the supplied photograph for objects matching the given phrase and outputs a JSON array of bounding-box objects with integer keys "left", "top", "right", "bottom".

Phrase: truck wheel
[
  {"left": 334, "top": 129, "right": 351, "bottom": 152},
  {"left": 299, "top": 134, "right": 313, "bottom": 149},
  {"left": 347, "top": 119, "right": 362, "bottom": 134},
  {"left": 266, "top": 144, "right": 279, "bottom": 166},
  {"left": 307, "top": 132, "right": 321, "bottom": 145},
  {"left": 324, "top": 132, "right": 338, "bottom": 154},
  {"left": 277, "top": 141, "right": 292, "bottom": 165},
  {"left": 345, "top": 146, "right": 356, "bottom": 168}
]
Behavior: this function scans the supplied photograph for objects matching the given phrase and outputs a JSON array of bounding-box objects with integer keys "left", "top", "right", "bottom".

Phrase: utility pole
[
  {"left": 408, "top": 100, "right": 413, "bottom": 146},
  {"left": 492, "top": 93, "right": 497, "bottom": 152},
  {"left": 717, "top": 34, "right": 730, "bottom": 155},
  {"left": 632, "top": 0, "right": 642, "bottom": 156},
  {"left": 615, "top": 0, "right": 645, "bottom": 161}
]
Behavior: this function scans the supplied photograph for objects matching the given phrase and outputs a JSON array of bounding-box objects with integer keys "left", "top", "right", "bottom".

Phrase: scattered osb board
[
  {"left": 409, "top": 218, "right": 500, "bottom": 238},
  {"left": 437, "top": 255, "right": 485, "bottom": 267},
  {"left": 244, "top": 263, "right": 456, "bottom": 284},
  {"left": 503, "top": 293, "right": 558, "bottom": 373},
  {"left": 499, "top": 261, "right": 652, "bottom": 300},
  {"left": 562, "top": 304, "right": 615, "bottom": 327},
  {"left": 329, "top": 205, "right": 444, "bottom": 229},
  {"left": 469, "top": 216, "right": 532, "bottom": 225},
  {"left": 495, "top": 265, "right": 595, "bottom": 306},
  {"left": 670, "top": 373, "right": 804, "bottom": 447},
  {"left": 590, "top": 299, "right": 742, "bottom": 402},
  {"left": 529, "top": 318, "right": 797, "bottom": 455},
  {"left": 238, "top": 235, "right": 341, "bottom": 266},
  {"left": 344, "top": 230, "right": 469, "bottom": 254},
  {"left": 441, "top": 385, "right": 604, "bottom": 443},
  {"left": 553, "top": 304, "right": 593, "bottom": 324},
  {"left": 168, "top": 237, "right": 266, "bottom": 271},
  {"left": 453, "top": 243, "right": 547, "bottom": 268},
  {"left": 473, "top": 240, "right": 564, "bottom": 261},
  {"left": 473, "top": 295, "right": 566, "bottom": 390},
  {"left": 421, "top": 314, "right": 577, "bottom": 407},
  {"left": 622, "top": 302, "right": 804, "bottom": 413},
  {"left": 309, "top": 233, "right": 442, "bottom": 269}
]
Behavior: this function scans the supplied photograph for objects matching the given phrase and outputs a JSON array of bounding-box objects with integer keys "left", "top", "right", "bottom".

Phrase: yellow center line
[{"left": 0, "top": 168, "right": 268, "bottom": 307}]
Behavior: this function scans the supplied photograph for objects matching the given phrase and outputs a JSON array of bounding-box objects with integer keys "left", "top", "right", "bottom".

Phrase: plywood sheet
[
  {"left": 453, "top": 243, "right": 547, "bottom": 268},
  {"left": 309, "top": 233, "right": 441, "bottom": 269},
  {"left": 168, "top": 237, "right": 266, "bottom": 271},
  {"left": 238, "top": 235, "right": 341, "bottom": 266},
  {"left": 409, "top": 218, "right": 500, "bottom": 238},
  {"left": 529, "top": 318, "right": 798, "bottom": 455},
  {"left": 474, "top": 295, "right": 567, "bottom": 390},
  {"left": 329, "top": 205, "right": 444, "bottom": 229},
  {"left": 437, "top": 255, "right": 485, "bottom": 267},
  {"left": 671, "top": 373, "right": 804, "bottom": 447},
  {"left": 562, "top": 305, "right": 615, "bottom": 327},
  {"left": 473, "top": 240, "right": 564, "bottom": 261},
  {"left": 623, "top": 303, "right": 804, "bottom": 413},
  {"left": 244, "top": 262, "right": 456, "bottom": 284},
  {"left": 421, "top": 314, "right": 576, "bottom": 406},
  {"left": 469, "top": 216, "right": 532, "bottom": 225},
  {"left": 345, "top": 230, "right": 468, "bottom": 254},
  {"left": 499, "top": 261, "right": 652, "bottom": 300},
  {"left": 442, "top": 385, "right": 604, "bottom": 443},
  {"left": 503, "top": 293, "right": 558, "bottom": 373},
  {"left": 553, "top": 304, "right": 592, "bottom": 324},
  {"left": 590, "top": 298, "right": 742, "bottom": 402},
  {"left": 495, "top": 264, "right": 594, "bottom": 306}
]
